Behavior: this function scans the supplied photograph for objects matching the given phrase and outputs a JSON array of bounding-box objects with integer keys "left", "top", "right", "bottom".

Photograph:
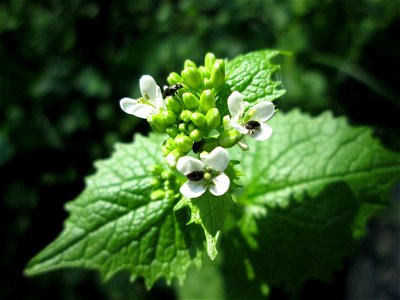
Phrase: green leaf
[
  {"left": 226, "top": 49, "right": 286, "bottom": 103},
  {"left": 175, "top": 191, "right": 233, "bottom": 260},
  {"left": 232, "top": 184, "right": 361, "bottom": 292},
  {"left": 25, "top": 134, "right": 203, "bottom": 288},
  {"left": 232, "top": 110, "right": 400, "bottom": 290},
  {"left": 235, "top": 110, "right": 400, "bottom": 209}
]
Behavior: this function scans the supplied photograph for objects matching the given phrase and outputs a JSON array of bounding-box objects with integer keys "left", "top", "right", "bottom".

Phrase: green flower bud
[
  {"left": 182, "top": 67, "right": 203, "bottom": 89},
  {"left": 149, "top": 113, "right": 167, "bottom": 133},
  {"left": 205, "top": 108, "right": 221, "bottom": 129},
  {"left": 178, "top": 122, "right": 187, "bottom": 133},
  {"left": 166, "top": 137, "right": 176, "bottom": 149},
  {"left": 175, "top": 134, "right": 194, "bottom": 153},
  {"left": 190, "top": 129, "right": 203, "bottom": 142},
  {"left": 165, "top": 149, "right": 182, "bottom": 168},
  {"left": 187, "top": 122, "right": 196, "bottom": 132},
  {"left": 223, "top": 115, "right": 231, "bottom": 130},
  {"left": 180, "top": 110, "right": 192, "bottom": 123},
  {"left": 161, "top": 170, "right": 174, "bottom": 180},
  {"left": 161, "top": 145, "right": 170, "bottom": 157},
  {"left": 199, "top": 89, "right": 216, "bottom": 113},
  {"left": 149, "top": 164, "right": 163, "bottom": 175},
  {"left": 182, "top": 92, "right": 199, "bottom": 110},
  {"left": 150, "top": 178, "right": 161, "bottom": 188},
  {"left": 166, "top": 126, "right": 178, "bottom": 138},
  {"left": 184, "top": 59, "right": 197, "bottom": 69},
  {"left": 205, "top": 52, "right": 216, "bottom": 71},
  {"left": 151, "top": 189, "right": 166, "bottom": 201},
  {"left": 167, "top": 72, "right": 183, "bottom": 85},
  {"left": 198, "top": 66, "right": 210, "bottom": 78},
  {"left": 211, "top": 59, "right": 225, "bottom": 88},
  {"left": 166, "top": 97, "right": 182, "bottom": 114},
  {"left": 190, "top": 112, "right": 206, "bottom": 128},
  {"left": 203, "top": 78, "right": 213, "bottom": 90},
  {"left": 161, "top": 110, "right": 177, "bottom": 125},
  {"left": 218, "top": 129, "right": 243, "bottom": 148}
]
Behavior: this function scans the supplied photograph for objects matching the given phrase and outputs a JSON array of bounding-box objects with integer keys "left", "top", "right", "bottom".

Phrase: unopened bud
[
  {"left": 161, "top": 111, "right": 176, "bottom": 126},
  {"left": 198, "top": 66, "right": 210, "bottom": 78},
  {"left": 166, "top": 126, "right": 178, "bottom": 138},
  {"left": 211, "top": 59, "right": 225, "bottom": 88},
  {"left": 166, "top": 97, "right": 182, "bottom": 114},
  {"left": 148, "top": 113, "right": 167, "bottom": 133},
  {"left": 199, "top": 89, "right": 216, "bottom": 113},
  {"left": 175, "top": 134, "right": 194, "bottom": 153},
  {"left": 198, "top": 137, "right": 218, "bottom": 153},
  {"left": 182, "top": 67, "right": 203, "bottom": 89},
  {"left": 190, "top": 129, "right": 203, "bottom": 142},
  {"left": 180, "top": 110, "right": 192, "bottom": 123},
  {"left": 167, "top": 72, "right": 183, "bottom": 85},
  {"left": 187, "top": 122, "right": 196, "bottom": 132},
  {"left": 151, "top": 189, "right": 166, "bottom": 201},
  {"left": 161, "top": 145, "right": 170, "bottom": 157},
  {"left": 218, "top": 129, "right": 243, "bottom": 148},
  {"left": 178, "top": 122, "right": 187, "bottom": 133},
  {"left": 182, "top": 93, "right": 199, "bottom": 110},
  {"left": 166, "top": 137, "right": 176, "bottom": 150},
  {"left": 184, "top": 59, "right": 197, "bottom": 69},
  {"left": 203, "top": 78, "right": 213, "bottom": 90},
  {"left": 205, "top": 108, "right": 220, "bottom": 129},
  {"left": 190, "top": 112, "right": 206, "bottom": 128},
  {"left": 205, "top": 52, "right": 216, "bottom": 71},
  {"left": 149, "top": 164, "right": 163, "bottom": 175}
]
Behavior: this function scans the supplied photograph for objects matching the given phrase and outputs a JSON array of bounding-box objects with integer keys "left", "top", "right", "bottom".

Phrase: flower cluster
[{"left": 120, "top": 53, "right": 275, "bottom": 199}]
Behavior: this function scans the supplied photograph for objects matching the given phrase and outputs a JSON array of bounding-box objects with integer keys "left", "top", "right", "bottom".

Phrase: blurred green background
[{"left": 1, "top": 0, "right": 399, "bottom": 299}]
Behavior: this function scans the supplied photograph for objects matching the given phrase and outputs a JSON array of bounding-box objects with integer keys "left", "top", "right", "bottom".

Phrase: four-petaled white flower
[
  {"left": 177, "top": 147, "right": 230, "bottom": 198},
  {"left": 120, "top": 75, "right": 165, "bottom": 119},
  {"left": 228, "top": 91, "right": 275, "bottom": 141}
]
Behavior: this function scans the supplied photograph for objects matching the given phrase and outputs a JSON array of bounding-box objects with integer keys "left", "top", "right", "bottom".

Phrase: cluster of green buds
[
  {"left": 149, "top": 53, "right": 226, "bottom": 168},
  {"left": 148, "top": 165, "right": 181, "bottom": 201},
  {"left": 119, "top": 53, "right": 276, "bottom": 198}
]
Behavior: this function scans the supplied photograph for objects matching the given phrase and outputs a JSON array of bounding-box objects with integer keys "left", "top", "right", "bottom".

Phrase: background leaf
[
  {"left": 229, "top": 110, "right": 400, "bottom": 291},
  {"left": 25, "top": 134, "right": 203, "bottom": 288}
]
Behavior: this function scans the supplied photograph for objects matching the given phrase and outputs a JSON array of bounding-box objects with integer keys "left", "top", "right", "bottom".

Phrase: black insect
[
  {"left": 162, "top": 83, "right": 183, "bottom": 98},
  {"left": 186, "top": 171, "right": 204, "bottom": 181},
  {"left": 244, "top": 120, "right": 261, "bottom": 134},
  {"left": 192, "top": 140, "right": 204, "bottom": 153}
]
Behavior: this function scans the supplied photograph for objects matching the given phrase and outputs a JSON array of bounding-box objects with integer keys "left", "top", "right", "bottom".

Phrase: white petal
[
  {"left": 155, "top": 85, "right": 165, "bottom": 110},
  {"left": 120, "top": 98, "right": 156, "bottom": 119},
  {"left": 140, "top": 75, "right": 158, "bottom": 103},
  {"left": 203, "top": 146, "right": 229, "bottom": 172},
  {"left": 251, "top": 101, "right": 275, "bottom": 122},
  {"left": 252, "top": 123, "right": 273, "bottom": 141},
  {"left": 177, "top": 156, "right": 204, "bottom": 175},
  {"left": 231, "top": 121, "right": 248, "bottom": 134},
  {"left": 180, "top": 180, "right": 207, "bottom": 198},
  {"left": 227, "top": 91, "right": 244, "bottom": 121},
  {"left": 209, "top": 173, "right": 230, "bottom": 196}
]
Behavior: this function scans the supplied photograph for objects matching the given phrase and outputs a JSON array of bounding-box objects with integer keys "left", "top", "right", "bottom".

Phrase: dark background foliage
[{"left": 1, "top": 0, "right": 398, "bottom": 299}]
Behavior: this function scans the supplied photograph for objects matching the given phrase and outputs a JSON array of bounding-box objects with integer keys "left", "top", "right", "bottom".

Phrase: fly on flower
[
  {"left": 227, "top": 91, "right": 275, "bottom": 141},
  {"left": 120, "top": 75, "right": 165, "bottom": 119},
  {"left": 176, "top": 147, "right": 230, "bottom": 198}
]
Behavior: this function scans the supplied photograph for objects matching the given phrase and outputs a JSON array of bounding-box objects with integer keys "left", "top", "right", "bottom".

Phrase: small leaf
[
  {"left": 25, "top": 134, "right": 203, "bottom": 287},
  {"left": 176, "top": 192, "right": 233, "bottom": 260},
  {"left": 217, "top": 49, "right": 286, "bottom": 118}
]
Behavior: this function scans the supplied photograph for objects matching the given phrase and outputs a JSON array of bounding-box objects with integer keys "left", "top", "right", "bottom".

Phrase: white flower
[
  {"left": 120, "top": 75, "right": 165, "bottom": 119},
  {"left": 227, "top": 91, "right": 275, "bottom": 141},
  {"left": 176, "top": 147, "right": 230, "bottom": 198}
]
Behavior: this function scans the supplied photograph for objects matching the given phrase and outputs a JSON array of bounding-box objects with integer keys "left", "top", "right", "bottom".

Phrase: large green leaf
[
  {"left": 231, "top": 110, "right": 400, "bottom": 290},
  {"left": 25, "top": 134, "right": 203, "bottom": 287},
  {"left": 235, "top": 110, "right": 400, "bottom": 208}
]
